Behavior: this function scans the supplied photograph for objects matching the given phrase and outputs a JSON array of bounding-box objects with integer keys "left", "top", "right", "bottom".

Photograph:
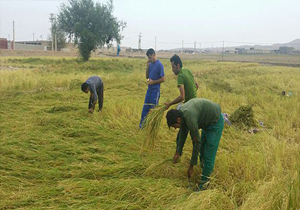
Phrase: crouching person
[
  {"left": 81, "top": 76, "right": 104, "bottom": 113},
  {"left": 166, "top": 98, "right": 224, "bottom": 191}
]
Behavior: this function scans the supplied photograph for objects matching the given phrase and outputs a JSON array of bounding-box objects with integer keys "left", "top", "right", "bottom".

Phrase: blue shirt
[
  {"left": 85, "top": 76, "right": 103, "bottom": 101},
  {"left": 148, "top": 60, "right": 164, "bottom": 92}
]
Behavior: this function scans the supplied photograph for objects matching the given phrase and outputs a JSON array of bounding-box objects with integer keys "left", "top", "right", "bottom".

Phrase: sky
[{"left": 0, "top": 0, "right": 300, "bottom": 50}]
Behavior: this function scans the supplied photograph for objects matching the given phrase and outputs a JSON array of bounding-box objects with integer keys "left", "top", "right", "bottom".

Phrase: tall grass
[
  {"left": 0, "top": 56, "right": 299, "bottom": 209},
  {"left": 141, "top": 105, "right": 166, "bottom": 150}
]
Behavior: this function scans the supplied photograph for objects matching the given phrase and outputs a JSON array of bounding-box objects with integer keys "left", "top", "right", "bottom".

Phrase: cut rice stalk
[{"left": 141, "top": 105, "right": 166, "bottom": 150}]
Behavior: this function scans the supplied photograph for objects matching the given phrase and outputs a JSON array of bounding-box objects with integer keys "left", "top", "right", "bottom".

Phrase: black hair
[
  {"left": 146, "top": 48, "right": 155, "bottom": 56},
  {"left": 166, "top": 109, "right": 181, "bottom": 128},
  {"left": 170, "top": 54, "right": 183, "bottom": 68},
  {"left": 81, "top": 82, "right": 88, "bottom": 92}
]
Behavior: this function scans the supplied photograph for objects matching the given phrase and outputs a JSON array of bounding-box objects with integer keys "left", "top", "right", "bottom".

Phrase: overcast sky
[{"left": 1, "top": 0, "right": 300, "bottom": 50}]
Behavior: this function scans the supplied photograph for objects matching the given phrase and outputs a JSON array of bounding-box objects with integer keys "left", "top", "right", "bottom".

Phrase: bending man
[
  {"left": 166, "top": 98, "right": 224, "bottom": 191},
  {"left": 81, "top": 76, "right": 104, "bottom": 113}
]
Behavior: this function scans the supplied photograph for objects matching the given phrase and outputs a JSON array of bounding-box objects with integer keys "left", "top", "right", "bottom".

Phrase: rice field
[{"left": 0, "top": 56, "right": 299, "bottom": 209}]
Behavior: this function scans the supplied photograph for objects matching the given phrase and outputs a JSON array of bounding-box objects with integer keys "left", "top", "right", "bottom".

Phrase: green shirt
[
  {"left": 177, "top": 98, "right": 221, "bottom": 165},
  {"left": 177, "top": 68, "right": 197, "bottom": 102}
]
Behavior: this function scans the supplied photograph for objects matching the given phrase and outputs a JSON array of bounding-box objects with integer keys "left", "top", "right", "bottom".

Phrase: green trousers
[{"left": 199, "top": 114, "right": 224, "bottom": 189}]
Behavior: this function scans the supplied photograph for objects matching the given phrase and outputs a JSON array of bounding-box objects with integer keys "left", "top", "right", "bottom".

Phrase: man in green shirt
[
  {"left": 164, "top": 54, "right": 199, "bottom": 109},
  {"left": 166, "top": 98, "right": 224, "bottom": 191}
]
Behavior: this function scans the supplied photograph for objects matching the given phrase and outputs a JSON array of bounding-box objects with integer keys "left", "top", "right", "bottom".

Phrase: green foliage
[{"left": 58, "top": 0, "right": 126, "bottom": 61}]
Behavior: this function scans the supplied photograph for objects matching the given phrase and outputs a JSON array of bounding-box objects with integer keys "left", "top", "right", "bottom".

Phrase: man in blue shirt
[
  {"left": 81, "top": 76, "right": 104, "bottom": 113},
  {"left": 139, "top": 48, "right": 165, "bottom": 128}
]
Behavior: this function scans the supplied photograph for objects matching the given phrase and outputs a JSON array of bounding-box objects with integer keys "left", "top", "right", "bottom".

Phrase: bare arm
[
  {"left": 148, "top": 76, "right": 165, "bottom": 85},
  {"left": 89, "top": 93, "right": 97, "bottom": 113},
  {"left": 164, "top": 85, "right": 185, "bottom": 109},
  {"left": 146, "top": 60, "right": 150, "bottom": 79}
]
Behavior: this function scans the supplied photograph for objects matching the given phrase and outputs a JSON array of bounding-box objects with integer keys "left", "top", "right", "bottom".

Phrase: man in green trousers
[{"left": 166, "top": 98, "right": 224, "bottom": 191}]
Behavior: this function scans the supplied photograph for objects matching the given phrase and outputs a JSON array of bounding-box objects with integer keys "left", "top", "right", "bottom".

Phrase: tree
[{"left": 57, "top": 0, "right": 126, "bottom": 61}]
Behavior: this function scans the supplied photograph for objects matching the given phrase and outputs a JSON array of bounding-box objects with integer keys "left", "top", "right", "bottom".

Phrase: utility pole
[
  {"left": 138, "top": 33, "right": 142, "bottom": 51},
  {"left": 155, "top": 37, "right": 157, "bottom": 51},
  {"left": 54, "top": 16, "right": 58, "bottom": 51},
  {"left": 199, "top": 43, "right": 201, "bottom": 53},
  {"left": 55, "top": 33, "right": 57, "bottom": 51},
  {"left": 181, "top": 40, "right": 184, "bottom": 54},
  {"left": 13, "top": 21, "right": 15, "bottom": 50},
  {"left": 32, "top": 33, "right": 35, "bottom": 41},
  {"left": 49, "top": 13, "right": 55, "bottom": 51},
  {"left": 222, "top": 41, "right": 224, "bottom": 61},
  {"left": 194, "top": 41, "right": 196, "bottom": 54}
]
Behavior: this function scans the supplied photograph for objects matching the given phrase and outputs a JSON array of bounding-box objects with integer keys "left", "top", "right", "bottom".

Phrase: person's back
[
  {"left": 86, "top": 76, "right": 102, "bottom": 90},
  {"left": 180, "top": 98, "right": 221, "bottom": 129},
  {"left": 177, "top": 68, "right": 197, "bottom": 102}
]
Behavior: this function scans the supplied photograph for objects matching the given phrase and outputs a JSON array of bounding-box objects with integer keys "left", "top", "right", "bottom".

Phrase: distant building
[
  {"left": 248, "top": 48, "right": 270, "bottom": 54},
  {"left": 3, "top": 40, "right": 48, "bottom": 51},
  {"left": 235, "top": 47, "right": 270, "bottom": 54},
  {"left": 15, "top": 41, "right": 48, "bottom": 51},
  {"left": 125, "top": 48, "right": 144, "bottom": 53},
  {"left": 275, "top": 46, "right": 294, "bottom": 55},
  {"left": 235, "top": 48, "right": 246, "bottom": 54},
  {"left": 0, "top": 38, "right": 8, "bottom": 49}
]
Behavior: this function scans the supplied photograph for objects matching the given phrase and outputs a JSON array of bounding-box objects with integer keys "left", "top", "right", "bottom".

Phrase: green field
[{"left": 0, "top": 57, "right": 299, "bottom": 209}]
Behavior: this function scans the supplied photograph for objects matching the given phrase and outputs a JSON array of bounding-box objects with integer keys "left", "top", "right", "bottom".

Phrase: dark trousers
[{"left": 89, "top": 84, "right": 104, "bottom": 111}]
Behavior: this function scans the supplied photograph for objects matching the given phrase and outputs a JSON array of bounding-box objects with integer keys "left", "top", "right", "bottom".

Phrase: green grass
[{"left": 0, "top": 56, "right": 299, "bottom": 209}]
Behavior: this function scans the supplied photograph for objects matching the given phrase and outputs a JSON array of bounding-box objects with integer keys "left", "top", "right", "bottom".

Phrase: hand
[
  {"left": 195, "top": 82, "right": 199, "bottom": 90},
  {"left": 147, "top": 78, "right": 154, "bottom": 85},
  {"left": 192, "top": 137, "right": 198, "bottom": 144},
  {"left": 164, "top": 102, "right": 171, "bottom": 110},
  {"left": 88, "top": 108, "right": 94, "bottom": 113},
  {"left": 172, "top": 151, "right": 180, "bottom": 164},
  {"left": 187, "top": 165, "right": 194, "bottom": 178}
]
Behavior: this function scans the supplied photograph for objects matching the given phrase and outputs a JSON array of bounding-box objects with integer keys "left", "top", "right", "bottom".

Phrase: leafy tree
[{"left": 57, "top": 0, "right": 126, "bottom": 61}]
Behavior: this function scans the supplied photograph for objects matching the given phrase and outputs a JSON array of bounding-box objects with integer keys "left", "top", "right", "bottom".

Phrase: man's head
[
  {"left": 170, "top": 54, "right": 182, "bottom": 75},
  {"left": 166, "top": 109, "right": 182, "bottom": 129},
  {"left": 81, "top": 82, "right": 89, "bottom": 93},
  {"left": 146, "top": 48, "right": 156, "bottom": 63}
]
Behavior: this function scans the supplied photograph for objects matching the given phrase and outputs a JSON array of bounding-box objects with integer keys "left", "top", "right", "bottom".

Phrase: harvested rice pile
[{"left": 229, "top": 105, "right": 257, "bottom": 128}]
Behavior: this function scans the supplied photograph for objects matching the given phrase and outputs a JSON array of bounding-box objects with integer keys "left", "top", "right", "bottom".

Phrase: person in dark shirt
[
  {"left": 81, "top": 76, "right": 104, "bottom": 113},
  {"left": 166, "top": 98, "right": 224, "bottom": 191}
]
